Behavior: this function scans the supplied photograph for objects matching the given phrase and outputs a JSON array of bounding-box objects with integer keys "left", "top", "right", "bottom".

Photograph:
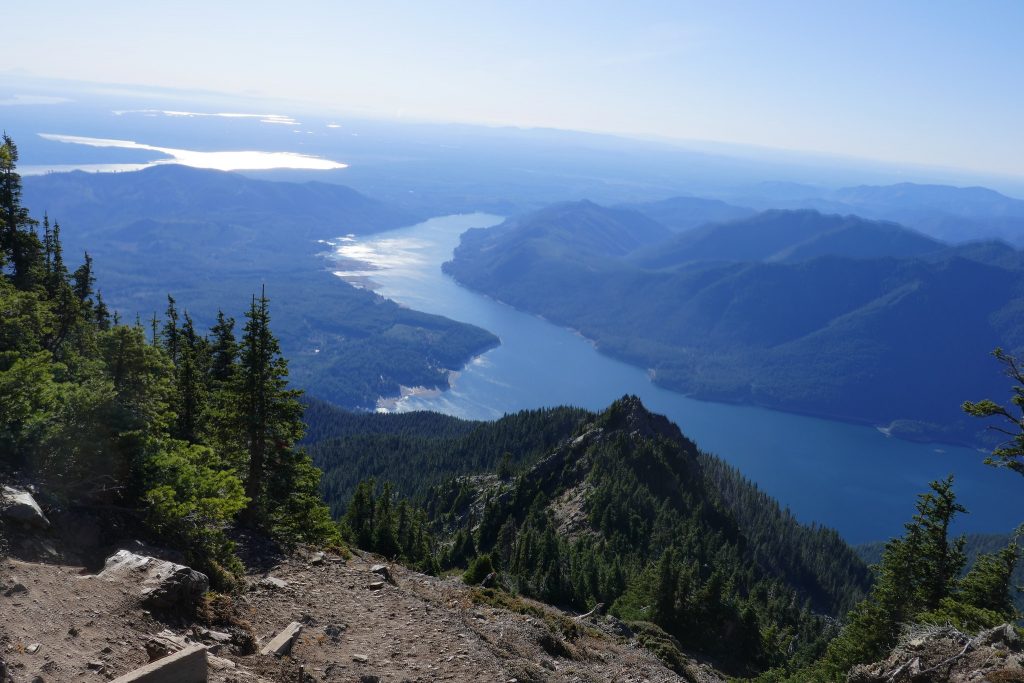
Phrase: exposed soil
[{"left": 1, "top": 542, "right": 722, "bottom": 683}]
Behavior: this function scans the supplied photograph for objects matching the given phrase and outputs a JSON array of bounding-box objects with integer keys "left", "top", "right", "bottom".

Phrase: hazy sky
[{"left": 4, "top": 1, "right": 1022, "bottom": 177}]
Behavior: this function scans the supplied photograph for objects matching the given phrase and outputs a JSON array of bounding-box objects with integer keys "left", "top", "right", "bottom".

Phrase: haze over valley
[{"left": 2, "top": 5, "right": 1023, "bottom": 682}]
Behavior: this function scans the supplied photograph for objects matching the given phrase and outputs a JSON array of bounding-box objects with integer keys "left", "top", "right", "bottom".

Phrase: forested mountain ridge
[
  {"left": 444, "top": 200, "right": 1024, "bottom": 446},
  {"left": 732, "top": 181, "right": 1024, "bottom": 245},
  {"left": 617, "top": 195, "right": 756, "bottom": 232},
  {"left": 630, "top": 209, "right": 944, "bottom": 267},
  {"left": 20, "top": 165, "right": 499, "bottom": 408},
  {"left": 419, "top": 396, "right": 872, "bottom": 674},
  {"left": 304, "top": 395, "right": 873, "bottom": 674}
]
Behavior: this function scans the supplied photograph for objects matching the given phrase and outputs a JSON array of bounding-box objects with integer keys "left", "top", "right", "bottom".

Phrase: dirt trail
[{"left": 2, "top": 548, "right": 719, "bottom": 682}]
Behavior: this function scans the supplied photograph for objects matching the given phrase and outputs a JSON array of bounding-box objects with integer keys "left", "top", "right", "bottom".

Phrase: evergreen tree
[
  {"left": 373, "top": 481, "right": 400, "bottom": 558},
  {"left": 208, "top": 310, "right": 237, "bottom": 384},
  {"left": 161, "top": 294, "right": 180, "bottom": 364},
  {"left": 0, "top": 134, "right": 42, "bottom": 288},
  {"left": 964, "top": 347, "right": 1024, "bottom": 477}
]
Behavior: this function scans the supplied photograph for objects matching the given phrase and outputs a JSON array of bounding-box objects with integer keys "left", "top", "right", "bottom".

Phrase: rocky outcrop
[
  {"left": 848, "top": 623, "right": 1024, "bottom": 683},
  {"left": 1, "top": 486, "right": 50, "bottom": 529},
  {"left": 98, "top": 550, "right": 209, "bottom": 612}
]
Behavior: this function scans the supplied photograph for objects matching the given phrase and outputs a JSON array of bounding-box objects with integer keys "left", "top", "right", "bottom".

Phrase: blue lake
[{"left": 330, "top": 213, "right": 1022, "bottom": 545}]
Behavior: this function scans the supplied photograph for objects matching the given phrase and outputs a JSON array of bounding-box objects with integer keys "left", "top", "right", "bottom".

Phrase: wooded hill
[
  {"left": 306, "top": 396, "right": 873, "bottom": 675},
  {"left": 444, "top": 200, "right": 1024, "bottom": 446},
  {"left": 22, "top": 165, "right": 499, "bottom": 409}
]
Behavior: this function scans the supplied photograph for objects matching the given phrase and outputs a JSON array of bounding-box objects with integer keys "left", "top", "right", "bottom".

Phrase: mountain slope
[
  {"left": 444, "top": 199, "right": 1024, "bottom": 445},
  {"left": 419, "top": 397, "right": 870, "bottom": 674},
  {"left": 20, "top": 166, "right": 498, "bottom": 408},
  {"left": 618, "top": 195, "right": 756, "bottom": 232},
  {"left": 630, "top": 209, "right": 943, "bottom": 268}
]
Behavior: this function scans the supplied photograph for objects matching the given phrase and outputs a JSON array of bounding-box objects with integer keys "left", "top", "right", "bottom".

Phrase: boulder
[
  {"left": 259, "top": 576, "right": 288, "bottom": 590},
  {"left": 369, "top": 564, "right": 396, "bottom": 585},
  {"left": 1, "top": 486, "right": 50, "bottom": 529},
  {"left": 99, "top": 550, "right": 208, "bottom": 611}
]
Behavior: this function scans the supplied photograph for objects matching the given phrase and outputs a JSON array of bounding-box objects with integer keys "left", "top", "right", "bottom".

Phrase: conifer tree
[
  {"left": 236, "top": 288, "right": 304, "bottom": 524},
  {"left": 0, "top": 134, "right": 42, "bottom": 288}
]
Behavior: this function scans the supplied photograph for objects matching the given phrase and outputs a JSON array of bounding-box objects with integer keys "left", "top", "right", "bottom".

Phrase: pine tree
[
  {"left": 208, "top": 311, "right": 237, "bottom": 384},
  {"left": 373, "top": 482, "right": 400, "bottom": 558},
  {"left": 235, "top": 288, "right": 304, "bottom": 525},
  {"left": 161, "top": 295, "right": 180, "bottom": 364},
  {"left": 964, "top": 348, "right": 1024, "bottom": 477},
  {"left": 0, "top": 134, "right": 42, "bottom": 288},
  {"left": 174, "top": 312, "right": 208, "bottom": 443}
]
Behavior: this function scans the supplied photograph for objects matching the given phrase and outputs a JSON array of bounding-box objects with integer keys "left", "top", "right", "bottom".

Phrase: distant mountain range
[
  {"left": 722, "top": 181, "right": 1024, "bottom": 245},
  {"left": 444, "top": 200, "right": 1024, "bottom": 445},
  {"left": 24, "top": 165, "right": 498, "bottom": 408}
]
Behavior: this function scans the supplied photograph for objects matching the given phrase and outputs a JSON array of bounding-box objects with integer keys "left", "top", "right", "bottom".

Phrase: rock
[
  {"left": 201, "top": 629, "right": 232, "bottom": 643},
  {"left": 25, "top": 643, "right": 40, "bottom": 654},
  {"left": 144, "top": 630, "right": 191, "bottom": 661},
  {"left": 369, "top": 564, "right": 396, "bottom": 585},
  {"left": 310, "top": 552, "right": 326, "bottom": 566},
  {"left": 87, "top": 661, "right": 105, "bottom": 671},
  {"left": 367, "top": 581, "right": 386, "bottom": 591},
  {"left": 260, "top": 621, "right": 302, "bottom": 657},
  {"left": 352, "top": 654, "right": 369, "bottom": 663},
  {"left": 976, "top": 623, "right": 1019, "bottom": 648},
  {"left": 3, "top": 581, "right": 27, "bottom": 597},
  {"left": 0, "top": 486, "right": 50, "bottom": 529},
  {"left": 323, "top": 624, "right": 346, "bottom": 641},
  {"left": 603, "top": 615, "right": 634, "bottom": 638},
  {"left": 259, "top": 576, "right": 288, "bottom": 590},
  {"left": 360, "top": 675, "right": 380, "bottom": 683},
  {"left": 98, "top": 550, "right": 208, "bottom": 612},
  {"left": 481, "top": 571, "right": 497, "bottom": 588}
]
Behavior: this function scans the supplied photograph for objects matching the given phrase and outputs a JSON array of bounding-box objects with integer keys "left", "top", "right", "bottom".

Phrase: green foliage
[
  {"left": 416, "top": 398, "right": 870, "bottom": 675},
  {"left": 307, "top": 404, "right": 589, "bottom": 516},
  {"left": 770, "top": 479, "right": 1019, "bottom": 682},
  {"left": 0, "top": 139, "right": 341, "bottom": 587},
  {"left": 341, "top": 478, "right": 437, "bottom": 573},
  {"left": 22, "top": 164, "right": 498, "bottom": 410},
  {"left": 463, "top": 553, "right": 494, "bottom": 585},
  {"left": 963, "top": 348, "right": 1024, "bottom": 477},
  {"left": 142, "top": 440, "right": 247, "bottom": 586}
]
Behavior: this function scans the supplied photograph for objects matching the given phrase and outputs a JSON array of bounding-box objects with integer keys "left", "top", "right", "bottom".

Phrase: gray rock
[
  {"left": 98, "top": 550, "right": 208, "bottom": 612},
  {"left": 352, "top": 654, "right": 369, "bottom": 663},
  {"left": 369, "top": 564, "right": 396, "bottom": 585},
  {"left": 259, "top": 576, "right": 288, "bottom": 590},
  {"left": 367, "top": 581, "right": 386, "bottom": 591},
  {"left": 310, "top": 552, "right": 326, "bottom": 566},
  {"left": 1, "top": 486, "right": 50, "bottom": 529}
]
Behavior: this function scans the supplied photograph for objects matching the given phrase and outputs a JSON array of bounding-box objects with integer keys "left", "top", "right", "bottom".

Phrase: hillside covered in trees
[
  {"left": 0, "top": 135, "right": 338, "bottom": 585},
  {"left": 307, "top": 396, "right": 877, "bottom": 675},
  {"left": 444, "top": 199, "right": 1024, "bottom": 446},
  {"left": 22, "top": 165, "right": 499, "bottom": 409}
]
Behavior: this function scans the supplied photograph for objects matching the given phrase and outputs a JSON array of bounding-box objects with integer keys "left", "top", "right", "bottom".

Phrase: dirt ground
[{"left": 1, "top": 545, "right": 721, "bottom": 683}]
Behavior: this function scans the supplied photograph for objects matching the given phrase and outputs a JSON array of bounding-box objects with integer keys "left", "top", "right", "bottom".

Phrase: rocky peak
[{"left": 598, "top": 395, "right": 689, "bottom": 445}]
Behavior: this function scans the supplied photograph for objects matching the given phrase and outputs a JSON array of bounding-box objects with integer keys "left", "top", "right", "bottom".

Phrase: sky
[{"left": 3, "top": 1, "right": 1023, "bottom": 178}]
